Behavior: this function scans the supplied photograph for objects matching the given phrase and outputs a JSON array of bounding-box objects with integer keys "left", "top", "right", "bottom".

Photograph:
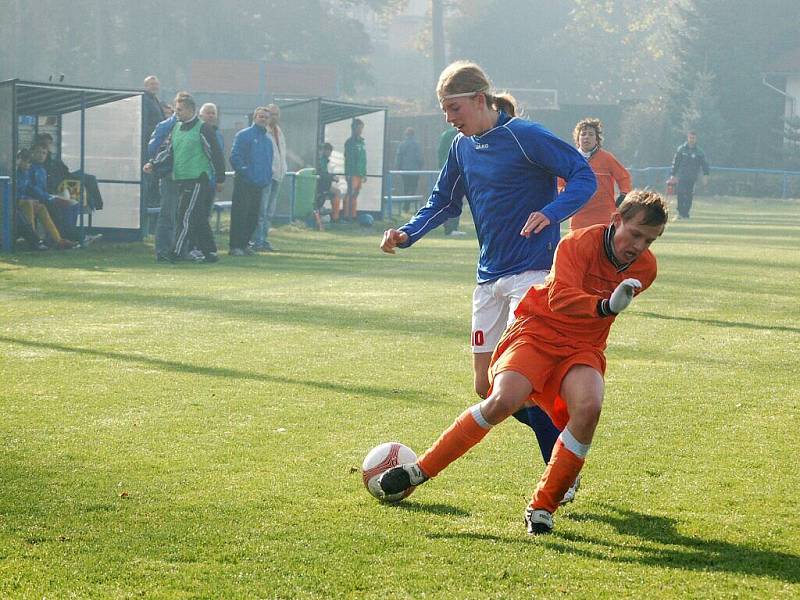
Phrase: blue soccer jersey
[{"left": 399, "top": 112, "right": 596, "bottom": 283}]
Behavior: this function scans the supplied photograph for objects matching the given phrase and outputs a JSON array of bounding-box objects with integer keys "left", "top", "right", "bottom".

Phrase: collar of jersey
[
  {"left": 604, "top": 225, "right": 632, "bottom": 272},
  {"left": 471, "top": 110, "right": 513, "bottom": 141}
]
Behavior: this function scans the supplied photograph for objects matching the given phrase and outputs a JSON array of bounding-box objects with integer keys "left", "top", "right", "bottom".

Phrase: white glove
[{"left": 608, "top": 278, "right": 642, "bottom": 314}]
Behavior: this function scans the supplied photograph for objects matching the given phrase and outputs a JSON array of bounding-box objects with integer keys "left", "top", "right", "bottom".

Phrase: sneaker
[
  {"left": 448, "top": 230, "right": 466, "bottom": 237},
  {"left": 261, "top": 240, "right": 275, "bottom": 252},
  {"left": 188, "top": 249, "right": 206, "bottom": 263},
  {"left": 34, "top": 241, "right": 49, "bottom": 251},
  {"left": 524, "top": 508, "right": 553, "bottom": 535},
  {"left": 243, "top": 246, "right": 257, "bottom": 256},
  {"left": 559, "top": 475, "right": 581, "bottom": 506},
  {"left": 229, "top": 248, "right": 245, "bottom": 256},
  {"left": 82, "top": 233, "right": 103, "bottom": 246},
  {"left": 204, "top": 251, "right": 219, "bottom": 263},
  {"left": 377, "top": 463, "right": 429, "bottom": 496}
]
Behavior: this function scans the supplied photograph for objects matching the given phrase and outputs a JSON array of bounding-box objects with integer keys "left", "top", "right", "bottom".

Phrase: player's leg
[
  {"left": 500, "top": 270, "right": 563, "bottom": 465},
  {"left": 471, "top": 280, "right": 505, "bottom": 398},
  {"left": 378, "top": 370, "right": 533, "bottom": 496},
  {"left": 526, "top": 365, "right": 603, "bottom": 534}
]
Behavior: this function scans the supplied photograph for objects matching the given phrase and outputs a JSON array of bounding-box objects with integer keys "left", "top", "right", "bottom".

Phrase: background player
[{"left": 568, "top": 118, "right": 632, "bottom": 230}]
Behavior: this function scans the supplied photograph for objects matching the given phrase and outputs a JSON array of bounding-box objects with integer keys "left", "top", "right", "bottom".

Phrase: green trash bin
[{"left": 293, "top": 168, "right": 317, "bottom": 220}]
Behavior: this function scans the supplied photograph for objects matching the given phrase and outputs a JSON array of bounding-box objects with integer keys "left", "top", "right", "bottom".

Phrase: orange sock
[
  {"left": 530, "top": 438, "right": 585, "bottom": 513},
  {"left": 418, "top": 407, "right": 491, "bottom": 478}
]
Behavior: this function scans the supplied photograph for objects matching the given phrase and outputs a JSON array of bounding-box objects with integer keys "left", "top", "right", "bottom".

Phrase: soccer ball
[{"left": 361, "top": 442, "right": 417, "bottom": 503}]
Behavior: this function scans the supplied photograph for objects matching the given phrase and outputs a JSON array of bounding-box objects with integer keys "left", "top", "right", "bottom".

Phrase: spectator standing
[
  {"left": 145, "top": 93, "right": 226, "bottom": 263},
  {"left": 668, "top": 131, "right": 710, "bottom": 220},
  {"left": 568, "top": 118, "right": 632, "bottom": 230},
  {"left": 344, "top": 118, "right": 366, "bottom": 221},
  {"left": 229, "top": 107, "right": 274, "bottom": 256},
  {"left": 142, "top": 76, "right": 166, "bottom": 214},
  {"left": 438, "top": 126, "right": 463, "bottom": 236},
  {"left": 395, "top": 127, "right": 423, "bottom": 211},
  {"left": 252, "top": 103, "right": 287, "bottom": 252},
  {"left": 146, "top": 93, "right": 184, "bottom": 262}
]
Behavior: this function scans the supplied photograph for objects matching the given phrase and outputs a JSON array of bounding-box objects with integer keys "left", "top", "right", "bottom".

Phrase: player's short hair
[
  {"left": 619, "top": 189, "right": 669, "bottom": 227},
  {"left": 174, "top": 92, "right": 195, "bottom": 111},
  {"left": 322, "top": 142, "right": 333, "bottom": 152},
  {"left": 33, "top": 132, "right": 54, "bottom": 144},
  {"left": 31, "top": 141, "right": 48, "bottom": 152},
  {"left": 573, "top": 118, "right": 603, "bottom": 147},
  {"left": 437, "top": 60, "right": 518, "bottom": 117},
  {"left": 199, "top": 102, "right": 217, "bottom": 114},
  {"left": 253, "top": 106, "right": 270, "bottom": 118},
  {"left": 144, "top": 75, "right": 158, "bottom": 85}
]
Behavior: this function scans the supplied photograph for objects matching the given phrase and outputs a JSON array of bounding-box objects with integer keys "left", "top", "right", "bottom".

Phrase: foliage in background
[
  {"left": 664, "top": 0, "right": 800, "bottom": 168},
  {"left": 0, "top": 0, "right": 404, "bottom": 94}
]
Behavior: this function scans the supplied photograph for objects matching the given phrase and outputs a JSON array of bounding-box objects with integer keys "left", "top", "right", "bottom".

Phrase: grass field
[{"left": 1, "top": 197, "right": 799, "bottom": 598}]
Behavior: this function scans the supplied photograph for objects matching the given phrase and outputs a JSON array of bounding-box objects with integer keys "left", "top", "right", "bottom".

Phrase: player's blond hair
[
  {"left": 573, "top": 118, "right": 603, "bottom": 147},
  {"left": 437, "top": 61, "right": 518, "bottom": 117},
  {"left": 619, "top": 189, "right": 669, "bottom": 226}
]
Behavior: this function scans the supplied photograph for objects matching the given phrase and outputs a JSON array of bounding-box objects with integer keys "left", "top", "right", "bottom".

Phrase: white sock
[
  {"left": 560, "top": 427, "right": 591, "bottom": 459},
  {"left": 469, "top": 402, "right": 493, "bottom": 430}
]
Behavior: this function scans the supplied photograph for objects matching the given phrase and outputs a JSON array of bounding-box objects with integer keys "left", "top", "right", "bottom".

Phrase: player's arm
[
  {"left": 518, "top": 127, "right": 596, "bottom": 234},
  {"left": 394, "top": 141, "right": 466, "bottom": 249},
  {"left": 610, "top": 153, "right": 632, "bottom": 206}
]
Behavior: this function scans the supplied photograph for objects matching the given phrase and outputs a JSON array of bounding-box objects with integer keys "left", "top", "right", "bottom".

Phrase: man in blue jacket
[{"left": 228, "top": 107, "right": 274, "bottom": 256}]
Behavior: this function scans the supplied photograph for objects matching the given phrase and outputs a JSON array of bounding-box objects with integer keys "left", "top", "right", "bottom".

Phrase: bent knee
[{"left": 572, "top": 396, "right": 602, "bottom": 424}]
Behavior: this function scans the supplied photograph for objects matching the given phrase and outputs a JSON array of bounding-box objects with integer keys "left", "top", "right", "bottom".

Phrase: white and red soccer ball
[{"left": 362, "top": 442, "right": 417, "bottom": 503}]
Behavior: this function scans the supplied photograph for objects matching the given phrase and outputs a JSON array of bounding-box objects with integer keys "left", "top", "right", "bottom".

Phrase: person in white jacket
[{"left": 252, "top": 103, "right": 288, "bottom": 252}]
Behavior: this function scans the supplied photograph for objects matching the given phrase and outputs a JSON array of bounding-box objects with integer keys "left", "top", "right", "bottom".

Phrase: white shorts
[{"left": 471, "top": 270, "right": 548, "bottom": 353}]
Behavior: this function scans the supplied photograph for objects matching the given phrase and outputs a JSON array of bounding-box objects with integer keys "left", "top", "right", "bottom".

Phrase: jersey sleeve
[
  {"left": 609, "top": 153, "right": 632, "bottom": 194},
  {"left": 514, "top": 125, "right": 597, "bottom": 225},
  {"left": 398, "top": 138, "right": 466, "bottom": 247}
]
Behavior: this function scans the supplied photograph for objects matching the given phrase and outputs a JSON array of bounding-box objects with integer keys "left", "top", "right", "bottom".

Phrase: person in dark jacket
[
  {"left": 144, "top": 92, "right": 226, "bottom": 263},
  {"left": 142, "top": 76, "right": 167, "bottom": 213},
  {"left": 667, "top": 131, "right": 710, "bottom": 220},
  {"left": 228, "top": 107, "right": 274, "bottom": 256}
]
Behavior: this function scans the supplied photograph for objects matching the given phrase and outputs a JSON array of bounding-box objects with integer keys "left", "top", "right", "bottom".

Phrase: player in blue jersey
[{"left": 380, "top": 61, "right": 597, "bottom": 501}]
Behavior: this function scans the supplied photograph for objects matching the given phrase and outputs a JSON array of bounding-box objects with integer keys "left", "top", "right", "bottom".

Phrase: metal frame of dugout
[
  {"left": 0, "top": 79, "right": 145, "bottom": 252},
  {"left": 275, "top": 97, "right": 388, "bottom": 219}
]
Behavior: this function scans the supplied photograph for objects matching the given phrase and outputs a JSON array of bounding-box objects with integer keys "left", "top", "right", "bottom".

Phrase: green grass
[{"left": 1, "top": 197, "right": 799, "bottom": 598}]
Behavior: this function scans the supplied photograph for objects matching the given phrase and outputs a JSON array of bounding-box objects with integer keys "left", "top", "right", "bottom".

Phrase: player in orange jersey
[
  {"left": 568, "top": 118, "right": 632, "bottom": 231},
  {"left": 379, "top": 190, "right": 668, "bottom": 534}
]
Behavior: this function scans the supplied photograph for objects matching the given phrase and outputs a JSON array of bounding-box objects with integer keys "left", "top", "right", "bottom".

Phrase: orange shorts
[{"left": 488, "top": 319, "right": 606, "bottom": 430}]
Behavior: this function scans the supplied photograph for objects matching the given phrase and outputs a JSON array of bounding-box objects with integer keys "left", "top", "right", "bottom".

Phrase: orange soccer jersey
[
  {"left": 488, "top": 224, "right": 657, "bottom": 429},
  {"left": 569, "top": 149, "right": 632, "bottom": 231}
]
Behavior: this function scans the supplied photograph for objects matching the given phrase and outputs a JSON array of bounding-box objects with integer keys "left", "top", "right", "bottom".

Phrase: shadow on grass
[
  {"left": 392, "top": 501, "right": 470, "bottom": 517},
  {"left": 423, "top": 505, "right": 800, "bottom": 583},
  {"left": 545, "top": 505, "right": 800, "bottom": 584},
  {"left": 13, "top": 283, "right": 465, "bottom": 341},
  {"left": 634, "top": 311, "right": 800, "bottom": 335},
  {"left": 0, "top": 335, "right": 442, "bottom": 405}
]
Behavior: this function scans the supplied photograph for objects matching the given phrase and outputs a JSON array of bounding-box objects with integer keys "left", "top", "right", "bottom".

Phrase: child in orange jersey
[
  {"left": 378, "top": 189, "right": 668, "bottom": 534},
  {"left": 568, "top": 118, "right": 632, "bottom": 231}
]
